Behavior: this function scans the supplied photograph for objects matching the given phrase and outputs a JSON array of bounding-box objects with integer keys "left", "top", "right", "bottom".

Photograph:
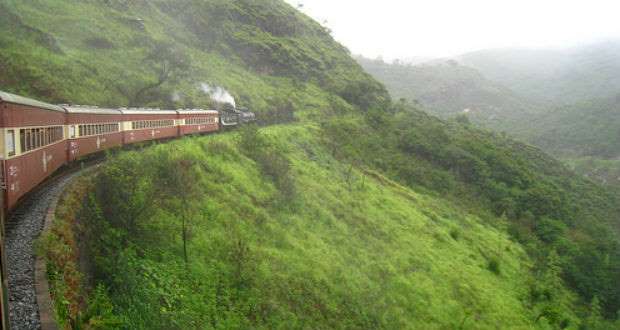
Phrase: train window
[
  {"left": 29, "top": 129, "right": 33, "bottom": 151},
  {"left": 33, "top": 129, "right": 39, "bottom": 150},
  {"left": 6, "top": 130, "right": 15, "bottom": 157},
  {"left": 20, "top": 130, "right": 25, "bottom": 153},
  {"left": 70, "top": 126, "right": 76, "bottom": 138},
  {"left": 36, "top": 129, "right": 42, "bottom": 149},
  {"left": 17, "top": 126, "right": 63, "bottom": 153},
  {"left": 27, "top": 130, "right": 31, "bottom": 151}
]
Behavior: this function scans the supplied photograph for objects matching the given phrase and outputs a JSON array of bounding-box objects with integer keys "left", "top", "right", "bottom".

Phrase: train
[{"left": 0, "top": 90, "right": 255, "bottom": 211}]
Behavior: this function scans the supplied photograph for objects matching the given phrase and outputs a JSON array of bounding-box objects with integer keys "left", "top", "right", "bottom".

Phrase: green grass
[
  {"left": 0, "top": 0, "right": 387, "bottom": 115},
  {"left": 48, "top": 125, "right": 579, "bottom": 329}
]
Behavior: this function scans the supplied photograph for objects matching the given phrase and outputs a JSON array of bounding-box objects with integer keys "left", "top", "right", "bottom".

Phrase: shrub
[
  {"left": 488, "top": 258, "right": 501, "bottom": 275},
  {"left": 449, "top": 228, "right": 461, "bottom": 241}
]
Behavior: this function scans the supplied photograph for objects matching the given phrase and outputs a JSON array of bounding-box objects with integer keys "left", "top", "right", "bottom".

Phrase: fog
[{"left": 286, "top": 0, "right": 620, "bottom": 60}]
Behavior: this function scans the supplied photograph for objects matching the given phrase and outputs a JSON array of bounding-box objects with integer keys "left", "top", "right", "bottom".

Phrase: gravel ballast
[{"left": 5, "top": 172, "right": 82, "bottom": 330}]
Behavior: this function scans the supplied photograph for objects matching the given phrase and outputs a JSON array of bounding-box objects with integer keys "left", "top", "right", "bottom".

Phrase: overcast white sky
[{"left": 284, "top": 0, "right": 620, "bottom": 60}]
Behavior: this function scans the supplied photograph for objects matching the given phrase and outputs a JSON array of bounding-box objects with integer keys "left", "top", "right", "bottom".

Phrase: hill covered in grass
[
  {"left": 42, "top": 125, "right": 586, "bottom": 328},
  {"left": 0, "top": 0, "right": 388, "bottom": 116}
]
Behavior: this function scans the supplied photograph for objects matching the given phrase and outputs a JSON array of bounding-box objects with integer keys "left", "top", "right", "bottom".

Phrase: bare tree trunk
[{"left": 182, "top": 211, "right": 188, "bottom": 265}]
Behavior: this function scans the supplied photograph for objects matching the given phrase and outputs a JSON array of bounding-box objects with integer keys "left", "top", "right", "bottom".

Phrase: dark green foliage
[
  {"left": 487, "top": 258, "right": 501, "bottom": 275},
  {"left": 449, "top": 228, "right": 461, "bottom": 241}
]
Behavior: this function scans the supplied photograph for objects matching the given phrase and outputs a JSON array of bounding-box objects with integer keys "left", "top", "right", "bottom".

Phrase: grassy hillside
[
  {"left": 43, "top": 116, "right": 620, "bottom": 328},
  {"left": 357, "top": 57, "right": 536, "bottom": 128},
  {"left": 43, "top": 125, "right": 581, "bottom": 329},
  {"left": 0, "top": 0, "right": 388, "bottom": 116}
]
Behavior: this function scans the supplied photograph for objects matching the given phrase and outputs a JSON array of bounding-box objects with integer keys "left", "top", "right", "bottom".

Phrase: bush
[
  {"left": 488, "top": 258, "right": 501, "bottom": 275},
  {"left": 449, "top": 228, "right": 461, "bottom": 241}
]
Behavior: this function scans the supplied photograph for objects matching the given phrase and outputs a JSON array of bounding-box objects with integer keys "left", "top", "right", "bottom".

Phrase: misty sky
[{"left": 285, "top": 0, "right": 620, "bottom": 60}]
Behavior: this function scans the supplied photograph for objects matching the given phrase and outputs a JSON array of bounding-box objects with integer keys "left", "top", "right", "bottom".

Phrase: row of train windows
[
  {"left": 78, "top": 123, "right": 119, "bottom": 137},
  {"left": 5, "top": 126, "right": 64, "bottom": 155},
  {"left": 132, "top": 120, "right": 175, "bottom": 130},
  {"left": 186, "top": 117, "right": 217, "bottom": 125}
]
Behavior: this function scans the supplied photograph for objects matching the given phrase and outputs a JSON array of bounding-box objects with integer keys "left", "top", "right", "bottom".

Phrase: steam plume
[{"left": 200, "top": 83, "right": 236, "bottom": 107}]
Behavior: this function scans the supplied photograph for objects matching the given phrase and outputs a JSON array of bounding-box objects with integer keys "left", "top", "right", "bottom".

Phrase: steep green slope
[
  {"left": 45, "top": 125, "right": 580, "bottom": 329},
  {"left": 357, "top": 57, "right": 536, "bottom": 128},
  {"left": 0, "top": 0, "right": 388, "bottom": 115},
  {"left": 321, "top": 108, "right": 620, "bottom": 322}
]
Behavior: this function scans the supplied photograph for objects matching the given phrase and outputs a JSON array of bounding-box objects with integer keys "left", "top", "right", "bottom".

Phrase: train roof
[
  {"left": 118, "top": 108, "right": 178, "bottom": 115},
  {"left": 63, "top": 105, "right": 122, "bottom": 115},
  {"left": 176, "top": 109, "right": 219, "bottom": 115},
  {"left": 0, "top": 91, "right": 66, "bottom": 113}
]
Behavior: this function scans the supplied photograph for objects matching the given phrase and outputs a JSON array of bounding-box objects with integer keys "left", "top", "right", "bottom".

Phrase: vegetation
[
  {"left": 43, "top": 125, "right": 592, "bottom": 329},
  {"left": 320, "top": 105, "right": 620, "bottom": 322},
  {"left": 0, "top": 0, "right": 387, "bottom": 114}
]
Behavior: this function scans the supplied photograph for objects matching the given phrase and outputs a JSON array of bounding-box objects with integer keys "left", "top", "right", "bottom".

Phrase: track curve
[{"left": 5, "top": 170, "right": 85, "bottom": 330}]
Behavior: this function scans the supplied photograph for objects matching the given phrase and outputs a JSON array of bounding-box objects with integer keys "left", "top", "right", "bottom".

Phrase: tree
[
  {"left": 533, "top": 250, "right": 570, "bottom": 327},
  {"left": 151, "top": 148, "right": 202, "bottom": 265}
]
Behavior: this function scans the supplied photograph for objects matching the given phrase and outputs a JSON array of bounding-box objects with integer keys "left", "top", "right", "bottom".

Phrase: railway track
[{"left": 4, "top": 164, "right": 93, "bottom": 330}]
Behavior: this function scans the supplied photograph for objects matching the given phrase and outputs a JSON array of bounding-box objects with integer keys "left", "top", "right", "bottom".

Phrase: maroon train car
[
  {"left": 119, "top": 109, "right": 179, "bottom": 144},
  {"left": 0, "top": 92, "right": 67, "bottom": 210},
  {"left": 64, "top": 106, "right": 124, "bottom": 161},
  {"left": 177, "top": 109, "right": 220, "bottom": 136}
]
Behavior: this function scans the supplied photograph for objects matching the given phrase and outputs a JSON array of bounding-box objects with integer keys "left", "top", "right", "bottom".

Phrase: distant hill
[
  {"left": 455, "top": 41, "right": 620, "bottom": 159},
  {"left": 458, "top": 40, "right": 620, "bottom": 105},
  {"left": 358, "top": 43, "right": 620, "bottom": 187},
  {"left": 356, "top": 56, "right": 537, "bottom": 129},
  {"left": 523, "top": 96, "right": 620, "bottom": 158}
]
